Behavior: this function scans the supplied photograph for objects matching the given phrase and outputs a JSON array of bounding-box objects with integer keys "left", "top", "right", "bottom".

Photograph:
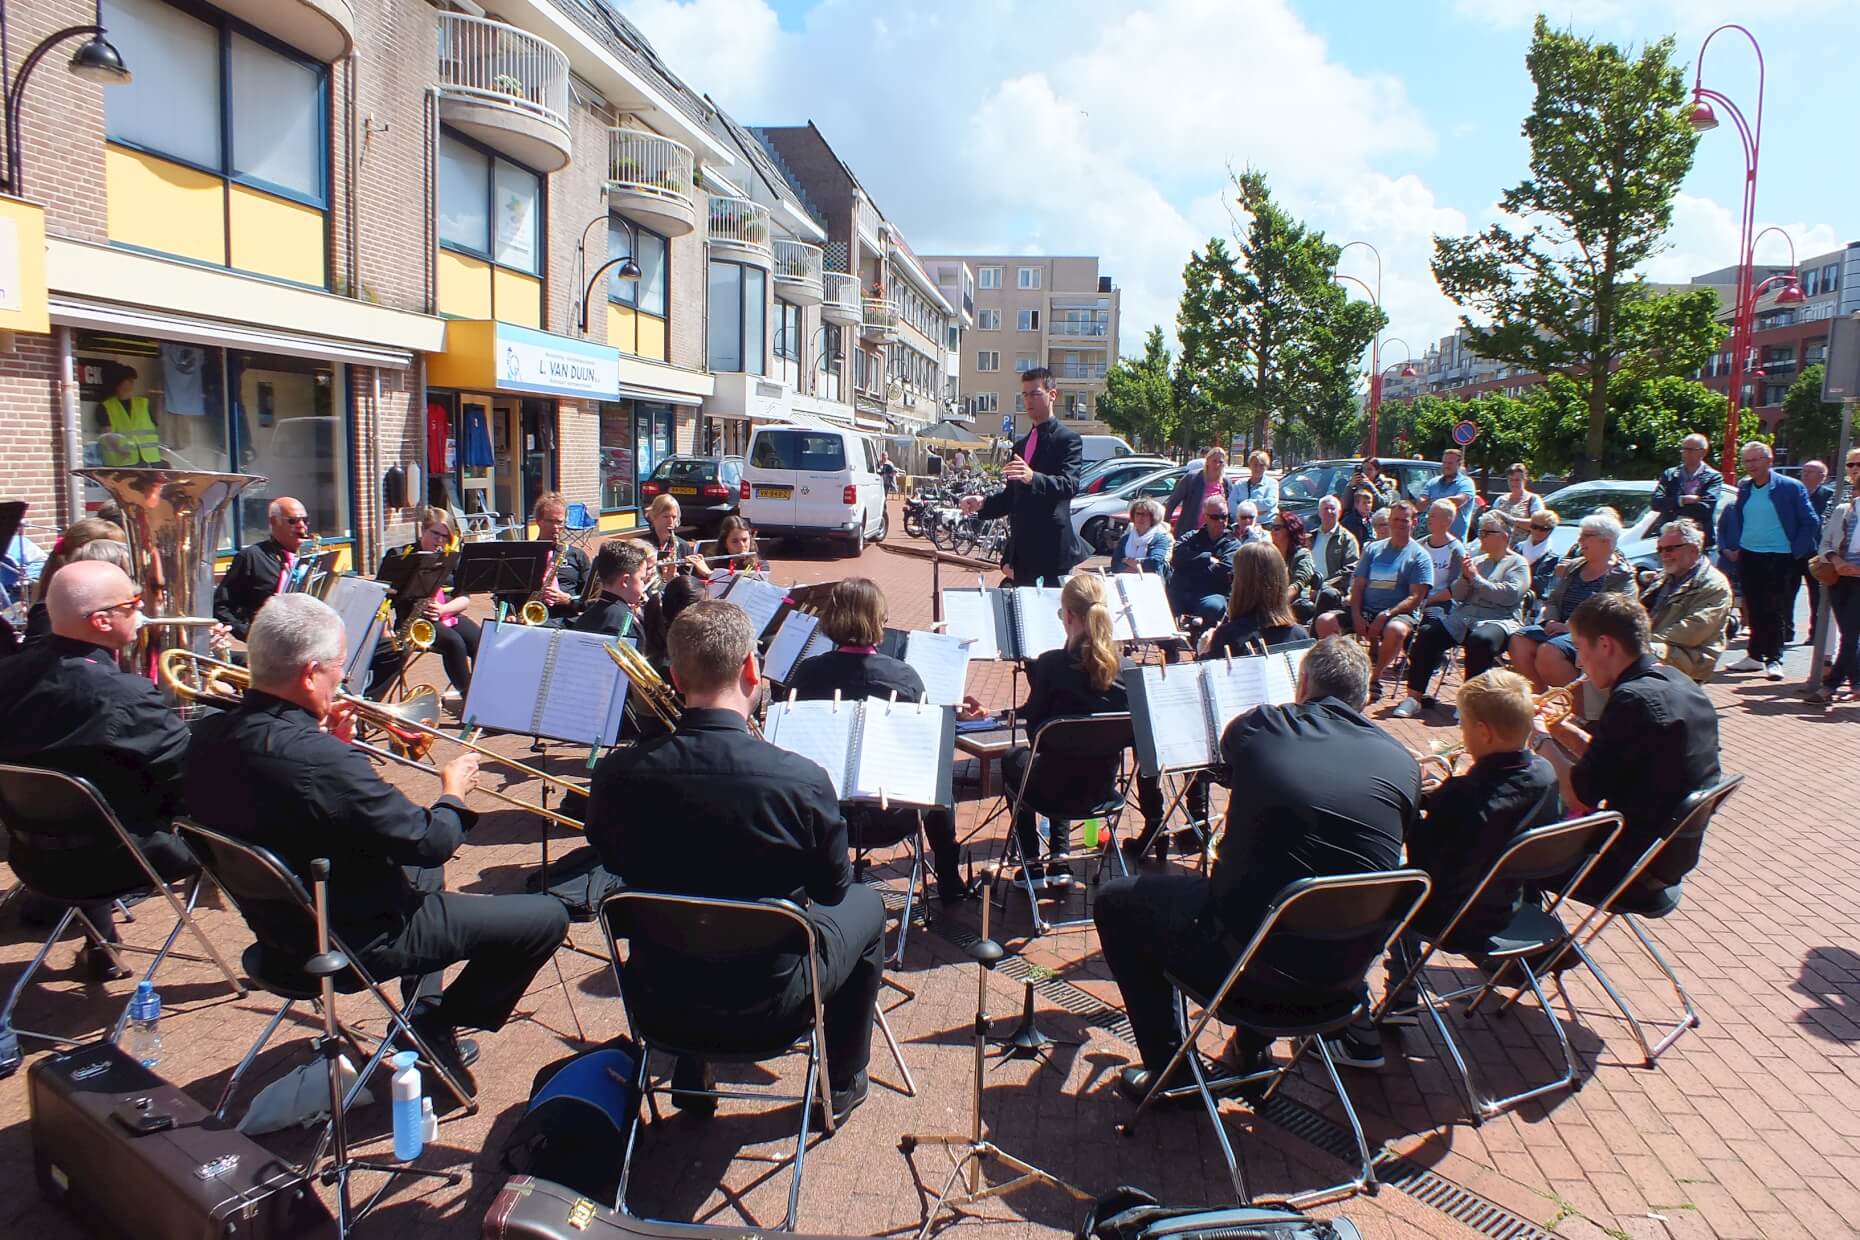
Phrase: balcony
[
  {"left": 435, "top": 13, "right": 572, "bottom": 173},
  {"left": 212, "top": 0, "right": 354, "bottom": 61},
  {"left": 605, "top": 129, "right": 696, "bottom": 238},
  {"left": 822, "top": 272, "right": 861, "bottom": 326},
  {"left": 707, "top": 195, "right": 772, "bottom": 265},
  {"left": 855, "top": 194, "right": 884, "bottom": 250},
  {"left": 861, "top": 298, "right": 899, "bottom": 343},
  {"left": 773, "top": 239, "right": 824, "bottom": 305},
  {"left": 1051, "top": 362, "right": 1108, "bottom": 381},
  {"left": 1050, "top": 319, "right": 1110, "bottom": 340}
]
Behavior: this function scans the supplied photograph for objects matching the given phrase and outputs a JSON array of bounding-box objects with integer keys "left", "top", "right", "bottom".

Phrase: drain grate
[{"left": 929, "top": 922, "right": 1554, "bottom": 1240}]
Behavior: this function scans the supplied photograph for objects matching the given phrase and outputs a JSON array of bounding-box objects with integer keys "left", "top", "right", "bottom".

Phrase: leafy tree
[
  {"left": 1431, "top": 17, "right": 1699, "bottom": 479},
  {"left": 1530, "top": 373, "right": 1752, "bottom": 477},
  {"left": 1404, "top": 392, "right": 1541, "bottom": 481},
  {"left": 1781, "top": 365, "right": 1847, "bottom": 464},
  {"left": 1098, "top": 328, "right": 1179, "bottom": 454},
  {"left": 1176, "top": 169, "right": 1384, "bottom": 453}
]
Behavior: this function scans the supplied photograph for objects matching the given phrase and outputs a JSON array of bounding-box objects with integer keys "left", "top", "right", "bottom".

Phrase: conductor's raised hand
[
  {"left": 1002, "top": 456, "right": 1033, "bottom": 485},
  {"left": 440, "top": 752, "right": 481, "bottom": 801},
  {"left": 959, "top": 494, "right": 983, "bottom": 514}
]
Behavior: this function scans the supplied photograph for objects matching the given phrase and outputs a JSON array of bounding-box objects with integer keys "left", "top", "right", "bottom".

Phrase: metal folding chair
[
  {"left": 995, "top": 713, "right": 1136, "bottom": 935},
  {"left": 847, "top": 807, "right": 930, "bottom": 967},
  {"left": 0, "top": 766, "right": 246, "bottom": 1068},
  {"left": 1375, "top": 812, "right": 1623, "bottom": 1121},
  {"left": 1122, "top": 869, "right": 1433, "bottom": 1205},
  {"left": 1507, "top": 776, "right": 1743, "bottom": 1065}
]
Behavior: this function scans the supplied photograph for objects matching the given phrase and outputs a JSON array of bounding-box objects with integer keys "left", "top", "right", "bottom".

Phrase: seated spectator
[
  {"left": 1509, "top": 512, "right": 1636, "bottom": 692},
  {"left": 1518, "top": 509, "right": 1561, "bottom": 601},
  {"left": 1269, "top": 511, "right": 1319, "bottom": 621},
  {"left": 1391, "top": 513, "right": 1529, "bottom": 718},
  {"left": 1202, "top": 541, "right": 1311, "bottom": 657},
  {"left": 1230, "top": 500, "right": 1269, "bottom": 547},
  {"left": 1642, "top": 518, "right": 1733, "bottom": 683},
  {"left": 1341, "top": 487, "right": 1377, "bottom": 547},
  {"left": 1116, "top": 498, "right": 1173, "bottom": 577},
  {"left": 1167, "top": 496, "right": 1240, "bottom": 625},
  {"left": 1314, "top": 501, "right": 1432, "bottom": 697},
  {"left": 1371, "top": 506, "right": 1391, "bottom": 542},
  {"left": 1308, "top": 495, "right": 1360, "bottom": 620},
  {"left": 1812, "top": 449, "right": 1860, "bottom": 703}
]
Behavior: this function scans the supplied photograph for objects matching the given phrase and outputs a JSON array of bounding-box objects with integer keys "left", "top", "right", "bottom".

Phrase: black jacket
[
  {"left": 495, "top": 544, "right": 590, "bottom": 621},
  {"left": 1204, "top": 614, "right": 1308, "bottom": 657},
  {"left": 1013, "top": 644, "right": 1130, "bottom": 816},
  {"left": 789, "top": 649, "right": 924, "bottom": 706},
  {"left": 1215, "top": 698, "right": 1419, "bottom": 940},
  {"left": 0, "top": 636, "right": 192, "bottom": 896},
  {"left": 1409, "top": 749, "right": 1562, "bottom": 949},
  {"left": 1648, "top": 464, "right": 1723, "bottom": 546},
  {"left": 184, "top": 691, "right": 475, "bottom": 952},
  {"left": 1570, "top": 656, "right": 1721, "bottom": 901},
  {"left": 1170, "top": 526, "right": 1240, "bottom": 601},
  {"left": 213, "top": 537, "right": 290, "bottom": 639},
  {"left": 978, "top": 417, "right": 1089, "bottom": 583},
  {"left": 571, "top": 592, "right": 642, "bottom": 640}
]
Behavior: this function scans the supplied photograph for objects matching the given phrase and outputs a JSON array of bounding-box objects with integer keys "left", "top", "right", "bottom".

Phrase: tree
[
  {"left": 1176, "top": 169, "right": 1384, "bottom": 453},
  {"left": 1098, "top": 327, "right": 1178, "bottom": 453},
  {"left": 1530, "top": 372, "right": 1752, "bottom": 477},
  {"left": 1432, "top": 17, "right": 1700, "bottom": 479},
  {"left": 1405, "top": 392, "right": 1541, "bottom": 480},
  {"left": 1781, "top": 365, "right": 1846, "bottom": 463}
]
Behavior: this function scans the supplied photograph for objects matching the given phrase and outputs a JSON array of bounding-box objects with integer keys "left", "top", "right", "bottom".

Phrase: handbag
[{"left": 1809, "top": 556, "right": 1841, "bottom": 588}]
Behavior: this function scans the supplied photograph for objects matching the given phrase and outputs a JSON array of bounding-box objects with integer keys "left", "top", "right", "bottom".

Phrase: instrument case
[
  {"left": 484, "top": 1174, "right": 859, "bottom": 1240},
  {"left": 28, "top": 1040, "right": 337, "bottom": 1240}
]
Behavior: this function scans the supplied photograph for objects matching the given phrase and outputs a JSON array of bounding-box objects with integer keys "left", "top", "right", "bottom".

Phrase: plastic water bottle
[
  {"left": 391, "top": 1051, "right": 424, "bottom": 1161},
  {"left": 123, "top": 981, "right": 162, "bottom": 1068}
]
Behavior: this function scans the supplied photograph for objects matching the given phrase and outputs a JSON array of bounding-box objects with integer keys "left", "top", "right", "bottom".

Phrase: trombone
[{"left": 158, "top": 648, "right": 588, "bottom": 831}]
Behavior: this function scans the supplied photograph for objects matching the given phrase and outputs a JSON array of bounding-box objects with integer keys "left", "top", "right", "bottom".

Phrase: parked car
[
  {"left": 1079, "top": 434, "right": 1136, "bottom": 465},
  {"left": 1536, "top": 479, "right": 1659, "bottom": 568},
  {"left": 1069, "top": 465, "right": 1188, "bottom": 554},
  {"left": 639, "top": 455, "right": 743, "bottom": 536},
  {"left": 1077, "top": 456, "right": 1176, "bottom": 496},
  {"left": 739, "top": 425, "right": 888, "bottom": 556},
  {"left": 1274, "top": 457, "right": 1447, "bottom": 522}
]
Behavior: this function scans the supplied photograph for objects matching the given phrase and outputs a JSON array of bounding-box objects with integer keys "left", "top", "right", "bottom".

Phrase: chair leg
[
  {"left": 1412, "top": 969, "right": 1485, "bottom": 1122},
  {"left": 161, "top": 874, "right": 248, "bottom": 1001},
  {"left": 614, "top": 1045, "right": 655, "bottom": 1220},
  {"left": 1182, "top": 1022, "right": 1250, "bottom": 1204},
  {"left": 215, "top": 1000, "right": 296, "bottom": 1121},
  {"left": 874, "top": 1001, "right": 916, "bottom": 1098},
  {"left": 1616, "top": 914, "right": 1702, "bottom": 1062},
  {"left": 1284, "top": 1036, "right": 1380, "bottom": 1204},
  {"left": 784, "top": 1042, "right": 821, "bottom": 1233},
  {"left": 0, "top": 909, "right": 80, "bottom": 1044}
]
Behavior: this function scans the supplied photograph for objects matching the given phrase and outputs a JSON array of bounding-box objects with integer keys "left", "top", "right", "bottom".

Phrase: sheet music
[
  {"left": 1112, "top": 574, "right": 1177, "bottom": 641},
  {"left": 323, "top": 575, "right": 391, "bottom": 691},
  {"left": 721, "top": 575, "right": 788, "bottom": 636},
  {"left": 902, "top": 630, "right": 971, "bottom": 706},
  {"left": 1204, "top": 656, "right": 1277, "bottom": 737},
  {"left": 462, "top": 623, "right": 551, "bottom": 733},
  {"left": 940, "top": 590, "right": 999, "bottom": 661},
  {"left": 1269, "top": 647, "right": 1302, "bottom": 704},
  {"left": 1135, "top": 664, "right": 1215, "bottom": 771},
  {"left": 765, "top": 610, "right": 824, "bottom": 683},
  {"left": 849, "top": 699, "right": 946, "bottom": 806},
  {"left": 1014, "top": 587, "right": 1069, "bottom": 659},
  {"left": 534, "top": 631, "right": 631, "bottom": 745},
  {"left": 705, "top": 570, "right": 733, "bottom": 599},
  {"left": 764, "top": 699, "right": 856, "bottom": 800},
  {"left": 462, "top": 625, "right": 630, "bottom": 745}
]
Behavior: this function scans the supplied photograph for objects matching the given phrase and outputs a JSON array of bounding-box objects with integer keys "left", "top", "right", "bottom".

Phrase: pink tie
[
  {"left": 276, "top": 551, "right": 295, "bottom": 595},
  {"left": 1022, "top": 424, "right": 1039, "bottom": 464}
]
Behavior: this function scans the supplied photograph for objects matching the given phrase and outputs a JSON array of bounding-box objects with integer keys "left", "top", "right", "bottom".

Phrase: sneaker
[
  {"left": 1764, "top": 661, "right": 1785, "bottom": 681},
  {"left": 1390, "top": 697, "right": 1423, "bottom": 719},
  {"left": 1727, "top": 655, "right": 1762, "bottom": 673},
  {"left": 1044, "top": 861, "right": 1076, "bottom": 889},
  {"left": 1323, "top": 1024, "right": 1386, "bottom": 1070}
]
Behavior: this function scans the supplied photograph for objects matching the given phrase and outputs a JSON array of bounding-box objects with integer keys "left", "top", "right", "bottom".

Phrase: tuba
[{"left": 76, "top": 468, "right": 264, "bottom": 684}]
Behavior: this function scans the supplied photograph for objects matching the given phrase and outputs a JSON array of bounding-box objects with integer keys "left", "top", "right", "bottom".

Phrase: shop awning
[
  {"left": 428, "top": 320, "right": 621, "bottom": 400},
  {"left": 616, "top": 383, "right": 702, "bottom": 408},
  {"left": 51, "top": 295, "right": 417, "bottom": 369}
]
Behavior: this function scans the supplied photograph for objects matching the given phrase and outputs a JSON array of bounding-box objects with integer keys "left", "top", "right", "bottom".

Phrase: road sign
[
  {"left": 1002, "top": 414, "right": 1014, "bottom": 434},
  {"left": 1452, "top": 419, "right": 1480, "bottom": 447},
  {"left": 1823, "top": 315, "right": 1860, "bottom": 400}
]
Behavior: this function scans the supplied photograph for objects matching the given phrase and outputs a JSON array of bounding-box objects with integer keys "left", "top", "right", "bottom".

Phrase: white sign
[{"left": 495, "top": 324, "right": 620, "bottom": 399}]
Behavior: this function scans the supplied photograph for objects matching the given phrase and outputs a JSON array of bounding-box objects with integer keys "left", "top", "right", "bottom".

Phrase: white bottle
[{"left": 419, "top": 1096, "right": 437, "bottom": 1145}]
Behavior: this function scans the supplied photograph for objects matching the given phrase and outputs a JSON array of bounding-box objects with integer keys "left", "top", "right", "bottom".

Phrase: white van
[
  {"left": 740, "top": 424, "right": 889, "bottom": 556},
  {"left": 1078, "top": 434, "right": 1134, "bottom": 466}
]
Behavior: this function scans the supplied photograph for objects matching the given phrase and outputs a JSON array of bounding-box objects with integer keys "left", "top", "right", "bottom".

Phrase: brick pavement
[{"left": 0, "top": 497, "right": 1854, "bottom": 1239}]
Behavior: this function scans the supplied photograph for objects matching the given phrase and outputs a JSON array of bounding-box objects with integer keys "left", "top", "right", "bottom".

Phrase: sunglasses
[
  {"left": 1657, "top": 544, "right": 1687, "bottom": 554},
  {"left": 280, "top": 515, "right": 310, "bottom": 526},
  {"left": 89, "top": 594, "right": 142, "bottom": 618}
]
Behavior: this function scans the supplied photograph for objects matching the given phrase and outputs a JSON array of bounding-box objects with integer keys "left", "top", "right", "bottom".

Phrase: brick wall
[
  {"left": 0, "top": 333, "right": 66, "bottom": 522},
  {"left": 342, "top": 0, "right": 441, "bottom": 314}
]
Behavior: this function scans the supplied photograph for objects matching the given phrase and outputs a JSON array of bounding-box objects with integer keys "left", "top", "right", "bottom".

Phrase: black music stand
[
  {"left": 455, "top": 540, "right": 551, "bottom": 603},
  {"left": 288, "top": 549, "right": 342, "bottom": 596},
  {"left": 0, "top": 501, "right": 26, "bottom": 562}
]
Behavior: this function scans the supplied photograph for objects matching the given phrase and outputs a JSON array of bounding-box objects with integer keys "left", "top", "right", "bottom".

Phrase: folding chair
[
  {"left": 599, "top": 892, "right": 834, "bottom": 1230},
  {"left": 1375, "top": 812, "right": 1623, "bottom": 1121},
  {"left": 847, "top": 806, "right": 930, "bottom": 967},
  {"left": 996, "top": 713, "right": 1136, "bottom": 935},
  {"left": 1509, "top": 776, "right": 1743, "bottom": 1065},
  {"left": 563, "top": 501, "right": 599, "bottom": 553},
  {"left": 0, "top": 766, "right": 246, "bottom": 1071},
  {"left": 1123, "top": 869, "right": 1433, "bottom": 1205},
  {"left": 174, "top": 822, "right": 477, "bottom": 1148}
]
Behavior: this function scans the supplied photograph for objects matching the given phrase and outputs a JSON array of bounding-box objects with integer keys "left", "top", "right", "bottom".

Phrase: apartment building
[
  {"left": 921, "top": 254, "right": 1120, "bottom": 437},
  {"left": 1, "top": 0, "right": 935, "bottom": 566},
  {"left": 922, "top": 259, "right": 976, "bottom": 422}
]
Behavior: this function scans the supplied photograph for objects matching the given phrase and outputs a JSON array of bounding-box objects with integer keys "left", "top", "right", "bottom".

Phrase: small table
[{"left": 954, "top": 720, "right": 1017, "bottom": 800}]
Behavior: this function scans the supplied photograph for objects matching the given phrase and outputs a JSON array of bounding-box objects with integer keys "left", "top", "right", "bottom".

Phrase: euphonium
[
  {"left": 605, "top": 639, "right": 681, "bottom": 728},
  {"left": 1417, "top": 685, "right": 1581, "bottom": 786}
]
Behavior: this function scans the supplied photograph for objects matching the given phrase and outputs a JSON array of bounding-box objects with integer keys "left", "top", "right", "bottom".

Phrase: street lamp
[
  {"left": 774, "top": 323, "right": 842, "bottom": 396},
  {"left": 573, "top": 212, "right": 640, "bottom": 335},
  {"left": 2, "top": 0, "right": 132, "bottom": 196},
  {"left": 1333, "top": 240, "right": 1391, "bottom": 455},
  {"left": 1690, "top": 22, "right": 1773, "bottom": 481}
]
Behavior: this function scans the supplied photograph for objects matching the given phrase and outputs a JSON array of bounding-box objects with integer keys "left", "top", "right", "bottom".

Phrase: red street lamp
[
  {"left": 1690, "top": 23, "right": 1772, "bottom": 482},
  {"left": 1333, "top": 240, "right": 1387, "bottom": 455}
]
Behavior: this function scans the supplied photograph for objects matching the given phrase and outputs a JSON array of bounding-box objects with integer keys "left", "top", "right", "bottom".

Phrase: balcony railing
[
  {"left": 855, "top": 194, "right": 884, "bottom": 247},
  {"left": 773, "top": 239, "right": 825, "bottom": 299},
  {"left": 607, "top": 129, "right": 693, "bottom": 204},
  {"left": 435, "top": 12, "right": 570, "bottom": 137},
  {"left": 1050, "top": 362, "right": 1107, "bottom": 380},
  {"left": 823, "top": 272, "right": 861, "bottom": 323},
  {"left": 861, "top": 298, "right": 898, "bottom": 338},
  {"left": 707, "top": 195, "right": 772, "bottom": 262},
  {"left": 1050, "top": 319, "right": 1110, "bottom": 338}
]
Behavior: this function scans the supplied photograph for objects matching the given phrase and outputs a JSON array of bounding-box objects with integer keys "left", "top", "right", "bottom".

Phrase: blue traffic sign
[
  {"left": 1002, "top": 414, "right": 1014, "bottom": 434},
  {"left": 1452, "top": 419, "right": 1479, "bottom": 447}
]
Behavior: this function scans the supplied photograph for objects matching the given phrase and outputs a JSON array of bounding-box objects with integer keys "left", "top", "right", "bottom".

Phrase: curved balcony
[
  {"left": 214, "top": 0, "right": 355, "bottom": 61},
  {"left": 773, "top": 239, "right": 824, "bottom": 305},
  {"left": 606, "top": 129, "right": 696, "bottom": 238},
  {"left": 435, "top": 13, "right": 572, "bottom": 173},
  {"left": 707, "top": 195, "right": 772, "bottom": 266},
  {"left": 821, "top": 272, "right": 861, "bottom": 326},
  {"left": 861, "top": 298, "right": 899, "bottom": 343}
]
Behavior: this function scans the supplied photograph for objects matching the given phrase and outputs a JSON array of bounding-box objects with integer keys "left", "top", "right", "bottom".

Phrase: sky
[{"left": 613, "top": 0, "right": 1859, "bottom": 362}]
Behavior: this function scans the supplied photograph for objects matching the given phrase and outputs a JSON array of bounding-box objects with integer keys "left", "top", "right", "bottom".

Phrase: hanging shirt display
[
  {"left": 462, "top": 405, "right": 495, "bottom": 468},
  {"left": 160, "top": 344, "right": 208, "bottom": 415},
  {"left": 427, "top": 402, "right": 451, "bottom": 477}
]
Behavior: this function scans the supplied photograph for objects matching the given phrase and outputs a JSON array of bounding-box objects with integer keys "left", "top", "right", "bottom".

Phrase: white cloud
[
  {"left": 1641, "top": 193, "right": 1842, "bottom": 285},
  {"left": 1454, "top": 0, "right": 1826, "bottom": 37}
]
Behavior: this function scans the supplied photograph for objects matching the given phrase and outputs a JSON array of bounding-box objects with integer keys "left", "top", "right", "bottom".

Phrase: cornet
[{"left": 1416, "top": 685, "right": 1578, "bottom": 787}]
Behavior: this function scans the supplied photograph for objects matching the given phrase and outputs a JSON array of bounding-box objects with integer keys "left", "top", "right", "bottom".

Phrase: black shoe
[
  {"left": 1169, "top": 828, "right": 1204, "bottom": 856},
  {"left": 670, "top": 1057, "right": 717, "bottom": 1116},
  {"left": 1323, "top": 1025, "right": 1385, "bottom": 1070},
  {"left": 1020, "top": 860, "right": 1047, "bottom": 886},
  {"left": 78, "top": 941, "right": 131, "bottom": 982},
  {"left": 408, "top": 1014, "right": 479, "bottom": 1096},
  {"left": 1115, "top": 1065, "right": 1203, "bottom": 1108},
  {"left": 816, "top": 1070, "right": 868, "bottom": 1128},
  {"left": 936, "top": 870, "right": 977, "bottom": 904}
]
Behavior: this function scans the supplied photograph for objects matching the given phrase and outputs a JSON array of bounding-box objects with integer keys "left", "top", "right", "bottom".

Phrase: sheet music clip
[
  {"left": 1224, "top": 651, "right": 1232, "bottom": 672},
  {"left": 879, "top": 787, "right": 889, "bottom": 812},
  {"left": 887, "top": 690, "right": 897, "bottom": 714},
  {"left": 787, "top": 686, "right": 798, "bottom": 703},
  {"left": 832, "top": 689, "right": 841, "bottom": 713},
  {"left": 919, "top": 692, "right": 929, "bottom": 714}
]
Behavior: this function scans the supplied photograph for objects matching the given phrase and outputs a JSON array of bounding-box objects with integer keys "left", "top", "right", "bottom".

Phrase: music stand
[
  {"left": 288, "top": 548, "right": 342, "bottom": 596},
  {"left": 456, "top": 540, "right": 551, "bottom": 603},
  {"left": 0, "top": 501, "right": 27, "bottom": 612}
]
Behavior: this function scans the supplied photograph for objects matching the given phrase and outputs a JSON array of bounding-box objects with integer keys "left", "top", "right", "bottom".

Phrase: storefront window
[
  {"left": 635, "top": 403, "right": 676, "bottom": 492},
  {"left": 233, "top": 352, "right": 348, "bottom": 541},
  {"left": 600, "top": 401, "right": 636, "bottom": 513}
]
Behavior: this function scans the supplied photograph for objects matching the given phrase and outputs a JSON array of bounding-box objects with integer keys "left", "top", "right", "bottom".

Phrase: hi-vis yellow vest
[{"left": 102, "top": 396, "right": 160, "bottom": 466}]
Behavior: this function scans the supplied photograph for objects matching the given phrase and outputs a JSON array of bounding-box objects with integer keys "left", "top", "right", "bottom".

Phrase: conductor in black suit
[{"left": 961, "top": 368, "right": 1089, "bottom": 585}]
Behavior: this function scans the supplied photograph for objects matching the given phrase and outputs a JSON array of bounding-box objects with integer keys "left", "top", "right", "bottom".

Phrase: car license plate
[
  {"left": 670, "top": 485, "right": 699, "bottom": 497},
  {"left": 757, "top": 485, "right": 792, "bottom": 499}
]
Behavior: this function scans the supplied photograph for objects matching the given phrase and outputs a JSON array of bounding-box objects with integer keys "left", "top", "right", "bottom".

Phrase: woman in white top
[
  {"left": 1490, "top": 462, "right": 1546, "bottom": 544},
  {"left": 1517, "top": 508, "right": 1561, "bottom": 599},
  {"left": 1117, "top": 497, "right": 1173, "bottom": 577}
]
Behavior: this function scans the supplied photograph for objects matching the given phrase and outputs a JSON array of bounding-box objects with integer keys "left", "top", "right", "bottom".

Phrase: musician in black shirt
[
  {"left": 788, "top": 579, "right": 968, "bottom": 899},
  {"left": 571, "top": 540, "right": 652, "bottom": 640},
  {"left": 213, "top": 497, "right": 311, "bottom": 640},
  {"left": 644, "top": 494, "right": 711, "bottom": 584},
  {"left": 587, "top": 600, "right": 884, "bottom": 1125},
  {"left": 494, "top": 493, "right": 590, "bottom": 623}
]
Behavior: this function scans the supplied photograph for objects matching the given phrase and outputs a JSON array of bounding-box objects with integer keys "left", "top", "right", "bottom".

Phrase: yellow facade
[
  {"left": 603, "top": 304, "right": 667, "bottom": 362},
  {"left": 229, "top": 186, "right": 325, "bottom": 286},
  {"left": 437, "top": 251, "right": 493, "bottom": 320},
  {"left": 106, "top": 146, "right": 225, "bottom": 266},
  {"left": 492, "top": 268, "right": 542, "bottom": 328}
]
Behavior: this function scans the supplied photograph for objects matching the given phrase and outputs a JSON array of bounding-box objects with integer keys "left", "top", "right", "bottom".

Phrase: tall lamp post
[
  {"left": 573, "top": 213, "right": 640, "bottom": 335},
  {"left": 1333, "top": 240, "right": 1397, "bottom": 456},
  {"left": 774, "top": 323, "right": 841, "bottom": 397},
  {"left": 1, "top": 0, "right": 132, "bottom": 197}
]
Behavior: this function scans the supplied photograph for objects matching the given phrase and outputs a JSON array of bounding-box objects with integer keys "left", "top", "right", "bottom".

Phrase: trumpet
[
  {"left": 1416, "top": 685, "right": 1579, "bottom": 786},
  {"left": 605, "top": 640, "right": 681, "bottom": 729},
  {"left": 158, "top": 648, "right": 588, "bottom": 831}
]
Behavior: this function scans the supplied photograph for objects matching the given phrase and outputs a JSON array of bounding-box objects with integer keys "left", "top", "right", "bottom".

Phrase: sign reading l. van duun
[{"left": 493, "top": 322, "right": 620, "bottom": 399}]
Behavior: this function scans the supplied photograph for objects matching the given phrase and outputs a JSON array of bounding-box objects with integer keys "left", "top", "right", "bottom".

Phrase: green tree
[
  {"left": 1098, "top": 328, "right": 1179, "bottom": 453},
  {"left": 1432, "top": 17, "right": 1700, "bottom": 479},
  {"left": 1176, "top": 169, "right": 1384, "bottom": 453},
  {"left": 1530, "top": 373, "right": 1750, "bottom": 477},
  {"left": 1404, "top": 392, "right": 1541, "bottom": 481},
  {"left": 1781, "top": 365, "right": 1846, "bottom": 463}
]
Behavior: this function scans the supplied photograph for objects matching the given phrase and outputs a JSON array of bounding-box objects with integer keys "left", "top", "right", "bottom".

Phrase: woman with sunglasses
[
  {"left": 382, "top": 507, "right": 481, "bottom": 697},
  {"left": 1518, "top": 509, "right": 1561, "bottom": 599},
  {"left": 1268, "top": 510, "right": 1318, "bottom": 622}
]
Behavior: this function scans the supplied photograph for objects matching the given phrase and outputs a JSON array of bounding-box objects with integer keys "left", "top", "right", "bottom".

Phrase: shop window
[
  {"left": 608, "top": 217, "right": 669, "bottom": 362},
  {"left": 233, "top": 352, "right": 348, "bottom": 540},
  {"left": 600, "top": 403, "right": 637, "bottom": 513},
  {"left": 635, "top": 404, "right": 677, "bottom": 494}
]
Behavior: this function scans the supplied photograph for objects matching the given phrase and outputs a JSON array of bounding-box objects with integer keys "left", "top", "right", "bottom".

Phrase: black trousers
[
  {"left": 363, "top": 640, "right": 405, "bottom": 701},
  {"left": 1093, "top": 874, "right": 1245, "bottom": 1073},
  {"left": 1003, "top": 747, "right": 1165, "bottom": 860},
  {"left": 1405, "top": 615, "right": 1511, "bottom": 694},
  {"left": 1739, "top": 550, "right": 1796, "bottom": 663},
  {"left": 848, "top": 807, "right": 962, "bottom": 883},
  {"left": 367, "top": 864, "right": 569, "bottom": 1033},
  {"left": 66, "top": 829, "right": 201, "bottom": 946},
  {"left": 428, "top": 616, "right": 482, "bottom": 693},
  {"left": 1827, "top": 577, "right": 1860, "bottom": 694}
]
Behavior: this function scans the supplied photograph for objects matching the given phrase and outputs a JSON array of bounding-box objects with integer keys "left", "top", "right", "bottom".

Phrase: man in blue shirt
[
  {"left": 1720, "top": 440, "right": 1820, "bottom": 679},
  {"left": 1424, "top": 449, "right": 1479, "bottom": 541},
  {"left": 1315, "top": 500, "right": 1433, "bottom": 698}
]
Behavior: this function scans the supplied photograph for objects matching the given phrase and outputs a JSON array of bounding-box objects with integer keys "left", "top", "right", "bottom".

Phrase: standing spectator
[
  {"left": 1490, "top": 463, "right": 1545, "bottom": 544},
  {"left": 1308, "top": 495, "right": 1360, "bottom": 618},
  {"left": 1720, "top": 441, "right": 1820, "bottom": 679},
  {"left": 1424, "top": 448, "right": 1479, "bottom": 541},
  {"left": 1349, "top": 458, "right": 1400, "bottom": 512},
  {"left": 1793, "top": 459, "right": 1835, "bottom": 646},
  {"left": 959, "top": 368, "right": 1089, "bottom": 585},
  {"left": 1648, "top": 433, "right": 1722, "bottom": 547},
  {"left": 1164, "top": 447, "right": 1231, "bottom": 538},
  {"left": 878, "top": 450, "right": 899, "bottom": 495},
  {"left": 1231, "top": 450, "right": 1279, "bottom": 524},
  {"left": 1810, "top": 449, "right": 1860, "bottom": 704}
]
